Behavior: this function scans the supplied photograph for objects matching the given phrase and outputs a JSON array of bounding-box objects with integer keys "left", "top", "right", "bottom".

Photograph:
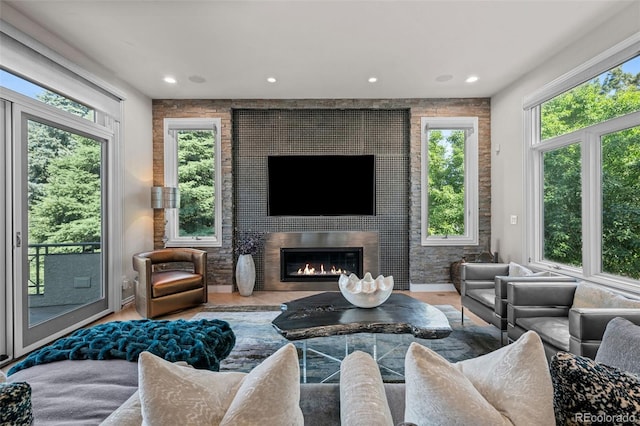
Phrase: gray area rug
[{"left": 192, "top": 305, "right": 501, "bottom": 383}]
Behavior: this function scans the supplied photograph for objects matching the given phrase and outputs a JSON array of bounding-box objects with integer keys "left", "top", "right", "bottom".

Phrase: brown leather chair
[{"left": 132, "top": 248, "right": 208, "bottom": 318}]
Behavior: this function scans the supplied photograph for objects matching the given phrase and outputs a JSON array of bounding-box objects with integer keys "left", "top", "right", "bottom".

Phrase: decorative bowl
[{"left": 338, "top": 272, "right": 394, "bottom": 308}]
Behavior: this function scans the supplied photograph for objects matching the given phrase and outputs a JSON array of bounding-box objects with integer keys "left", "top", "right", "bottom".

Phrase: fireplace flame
[{"left": 296, "top": 263, "right": 349, "bottom": 276}]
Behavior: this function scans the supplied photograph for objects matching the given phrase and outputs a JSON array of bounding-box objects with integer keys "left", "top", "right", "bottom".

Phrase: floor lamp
[{"left": 151, "top": 186, "right": 180, "bottom": 246}]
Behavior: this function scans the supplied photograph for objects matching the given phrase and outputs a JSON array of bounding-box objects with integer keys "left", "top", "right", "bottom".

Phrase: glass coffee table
[{"left": 272, "top": 292, "right": 452, "bottom": 382}]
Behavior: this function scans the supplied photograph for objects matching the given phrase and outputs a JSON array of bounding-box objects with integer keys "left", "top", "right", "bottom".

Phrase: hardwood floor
[
  {"left": 100, "top": 290, "right": 486, "bottom": 326},
  {"left": 2, "top": 290, "right": 486, "bottom": 374}
]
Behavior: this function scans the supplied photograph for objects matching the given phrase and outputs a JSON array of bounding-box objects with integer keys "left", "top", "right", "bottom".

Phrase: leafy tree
[
  {"left": 29, "top": 138, "right": 101, "bottom": 246},
  {"left": 428, "top": 129, "right": 465, "bottom": 236},
  {"left": 27, "top": 91, "right": 100, "bottom": 249},
  {"left": 177, "top": 130, "right": 215, "bottom": 236}
]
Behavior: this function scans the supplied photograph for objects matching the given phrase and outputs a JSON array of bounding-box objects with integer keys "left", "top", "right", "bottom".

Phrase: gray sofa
[
  {"left": 7, "top": 359, "right": 406, "bottom": 425},
  {"left": 507, "top": 280, "right": 640, "bottom": 360}
]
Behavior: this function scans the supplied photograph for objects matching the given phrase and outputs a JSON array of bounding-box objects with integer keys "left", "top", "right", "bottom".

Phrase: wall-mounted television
[{"left": 268, "top": 155, "right": 376, "bottom": 216}]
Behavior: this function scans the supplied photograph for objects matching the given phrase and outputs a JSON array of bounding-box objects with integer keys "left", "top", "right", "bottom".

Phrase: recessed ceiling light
[
  {"left": 188, "top": 75, "right": 206, "bottom": 84},
  {"left": 465, "top": 75, "right": 479, "bottom": 83},
  {"left": 267, "top": 77, "right": 277, "bottom": 83},
  {"left": 163, "top": 76, "right": 177, "bottom": 84},
  {"left": 368, "top": 77, "right": 378, "bottom": 83}
]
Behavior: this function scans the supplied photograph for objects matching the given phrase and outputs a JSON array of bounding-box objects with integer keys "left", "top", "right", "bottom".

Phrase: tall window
[
  {"left": 164, "top": 118, "right": 222, "bottom": 247},
  {"left": 526, "top": 40, "right": 640, "bottom": 285},
  {"left": 421, "top": 117, "right": 478, "bottom": 246}
]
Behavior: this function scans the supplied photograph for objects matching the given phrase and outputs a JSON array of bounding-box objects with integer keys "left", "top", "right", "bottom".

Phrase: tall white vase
[{"left": 235, "top": 254, "right": 256, "bottom": 296}]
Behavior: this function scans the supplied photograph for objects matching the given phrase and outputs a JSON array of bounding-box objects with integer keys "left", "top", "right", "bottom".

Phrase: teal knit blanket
[{"left": 8, "top": 319, "right": 235, "bottom": 375}]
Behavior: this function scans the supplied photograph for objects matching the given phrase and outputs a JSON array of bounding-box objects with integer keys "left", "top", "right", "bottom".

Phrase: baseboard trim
[
  {"left": 409, "top": 283, "right": 457, "bottom": 292},
  {"left": 208, "top": 284, "right": 233, "bottom": 293}
]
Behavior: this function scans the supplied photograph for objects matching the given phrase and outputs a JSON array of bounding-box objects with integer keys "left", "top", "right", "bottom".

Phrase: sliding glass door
[{"left": 11, "top": 100, "right": 111, "bottom": 357}]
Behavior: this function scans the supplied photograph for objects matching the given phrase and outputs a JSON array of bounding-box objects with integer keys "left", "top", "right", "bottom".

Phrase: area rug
[{"left": 192, "top": 305, "right": 501, "bottom": 383}]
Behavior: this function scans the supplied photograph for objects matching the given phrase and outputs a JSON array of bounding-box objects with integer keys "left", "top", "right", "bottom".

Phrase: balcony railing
[{"left": 28, "top": 242, "right": 101, "bottom": 295}]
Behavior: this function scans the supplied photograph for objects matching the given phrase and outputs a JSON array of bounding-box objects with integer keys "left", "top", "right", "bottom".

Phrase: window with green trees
[
  {"left": 164, "top": 118, "right": 222, "bottom": 247},
  {"left": 421, "top": 117, "right": 478, "bottom": 246},
  {"left": 529, "top": 50, "right": 640, "bottom": 283}
]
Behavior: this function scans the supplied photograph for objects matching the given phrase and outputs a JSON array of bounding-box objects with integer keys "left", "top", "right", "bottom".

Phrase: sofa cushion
[
  {"left": 151, "top": 270, "right": 203, "bottom": 297},
  {"left": 340, "top": 351, "right": 393, "bottom": 426},
  {"left": 572, "top": 282, "right": 640, "bottom": 310},
  {"left": 404, "top": 331, "right": 555, "bottom": 425},
  {"left": 8, "top": 359, "right": 138, "bottom": 425},
  {"left": 508, "top": 262, "right": 534, "bottom": 277},
  {"left": 138, "top": 343, "right": 303, "bottom": 426},
  {"left": 595, "top": 317, "right": 640, "bottom": 376},
  {"left": 0, "top": 382, "right": 33, "bottom": 426},
  {"left": 466, "top": 288, "right": 495, "bottom": 308},
  {"left": 550, "top": 351, "right": 640, "bottom": 425},
  {"left": 516, "top": 316, "right": 570, "bottom": 351}
]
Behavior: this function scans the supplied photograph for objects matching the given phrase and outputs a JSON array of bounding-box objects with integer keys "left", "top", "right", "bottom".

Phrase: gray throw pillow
[{"left": 595, "top": 317, "right": 640, "bottom": 376}]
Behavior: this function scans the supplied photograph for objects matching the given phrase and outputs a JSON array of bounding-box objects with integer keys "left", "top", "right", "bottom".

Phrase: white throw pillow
[
  {"left": 340, "top": 351, "right": 394, "bottom": 426},
  {"left": 508, "top": 261, "right": 534, "bottom": 277},
  {"left": 404, "top": 331, "right": 555, "bottom": 426},
  {"left": 138, "top": 343, "right": 304, "bottom": 426}
]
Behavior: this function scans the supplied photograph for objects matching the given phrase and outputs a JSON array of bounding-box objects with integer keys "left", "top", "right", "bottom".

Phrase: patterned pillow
[
  {"left": 550, "top": 351, "right": 640, "bottom": 425},
  {"left": 0, "top": 382, "right": 33, "bottom": 425}
]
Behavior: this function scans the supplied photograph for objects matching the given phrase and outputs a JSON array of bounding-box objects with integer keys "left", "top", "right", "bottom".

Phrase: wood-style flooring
[{"left": 101, "top": 290, "right": 485, "bottom": 325}]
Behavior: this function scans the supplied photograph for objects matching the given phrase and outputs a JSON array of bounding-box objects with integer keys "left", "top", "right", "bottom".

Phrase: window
[
  {"left": 0, "top": 70, "right": 95, "bottom": 121},
  {"left": 164, "top": 118, "right": 222, "bottom": 247},
  {"left": 421, "top": 117, "right": 478, "bottom": 246},
  {"left": 525, "top": 37, "right": 640, "bottom": 287}
]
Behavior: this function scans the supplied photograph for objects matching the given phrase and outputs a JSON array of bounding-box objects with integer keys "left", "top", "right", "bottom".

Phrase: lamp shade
[{"left": 151, "top": 186, "right": 180, "bottom": 209}]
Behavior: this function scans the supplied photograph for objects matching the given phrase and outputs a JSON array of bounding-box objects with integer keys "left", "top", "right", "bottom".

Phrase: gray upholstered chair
[
  {"left": 132, "top": 248, "right": 208, "bottom": 318},
  {"left": 507, "top": 281, "right": 640, "bottom": 361},
  {"left": 460, "top": 263, "right": 509, "bottom": 330},
  {"left": 461, "top": 263, "right": 576, "bottom": 344}
]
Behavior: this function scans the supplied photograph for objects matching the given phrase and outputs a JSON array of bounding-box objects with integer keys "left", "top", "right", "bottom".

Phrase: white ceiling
[{"left": 2, "top": 0, "right": 634, "bottom": 99}]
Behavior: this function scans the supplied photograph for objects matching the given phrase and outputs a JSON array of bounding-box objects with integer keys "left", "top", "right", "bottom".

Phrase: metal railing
[{"left": 28, "top": 242, "right": 101, "bottom": 295}]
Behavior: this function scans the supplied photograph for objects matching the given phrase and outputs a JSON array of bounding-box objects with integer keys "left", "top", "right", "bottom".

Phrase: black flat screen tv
[{"left": 268, "top": 155, "right": 376, "bottom": 216}]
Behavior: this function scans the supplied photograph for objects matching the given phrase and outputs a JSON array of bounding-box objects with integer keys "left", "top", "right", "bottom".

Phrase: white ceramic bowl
[{"left": 338, "top": 272, "right": 394, "bottom": 308}]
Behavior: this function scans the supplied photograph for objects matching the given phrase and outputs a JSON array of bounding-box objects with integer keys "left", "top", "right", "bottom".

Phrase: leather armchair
[
  {"left": 132, "top": 248, "right": 208, "bottom": 318},
  {"left": 494, "top": 272, "right": 576, "bottom": 328},
  {"left": 460, "top": 263, "right": 509, "bottom": 329},
  {"left": 461, "top": 263, "right": 576, "bottom": 344},
  {"left": 507, "top": 281, "right": 640, "bottom": 361}
]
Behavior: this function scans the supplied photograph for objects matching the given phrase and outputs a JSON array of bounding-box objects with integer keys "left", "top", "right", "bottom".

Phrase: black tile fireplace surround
[
  {"left": 265, "top": 231, "right": 379, "bottom": 291},
  {"left": 233, "top": 108, "right": 410, "bottom": 290}
]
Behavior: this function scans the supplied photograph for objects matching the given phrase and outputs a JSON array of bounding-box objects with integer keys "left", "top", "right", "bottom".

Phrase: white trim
[
  {"left": 0, "top": 100, "right": 11, "bottom": 366},
  {"left": 163, "top": 118, "right": 223, "bottom": 248},
  {"left": 421, "top": 116, "right": 479, "bottom": 246},
  {"left": 208, "top": 285, "right": 233, "bottom": 293},
  {"left": 409, "top": 283, "right": 457, "bottom": 292},
  {"left": 525, "top": 41, "right": 640, "bottom": 289},
  {"left": 524, "top": 32, "right": 640, "bottom": 109}
]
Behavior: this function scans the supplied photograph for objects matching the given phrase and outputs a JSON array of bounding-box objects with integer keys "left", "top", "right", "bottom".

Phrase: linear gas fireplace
[
  {"left": 265, "top": 231, "right": 379, "bottom": 291},
  {"left": 280, "top": 247, "right": 363, "bottom": 282}
]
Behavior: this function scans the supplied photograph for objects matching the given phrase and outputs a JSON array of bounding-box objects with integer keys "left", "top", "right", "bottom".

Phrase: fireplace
[
  {"left": 280, "top": 247, "right": 363, "bottom": 282},
  {"left": 265, "top": 231, "right": 379, "bottom": 291}
]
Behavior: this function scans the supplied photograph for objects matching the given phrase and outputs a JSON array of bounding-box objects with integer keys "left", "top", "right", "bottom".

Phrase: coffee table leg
[{"left": 302, "top": 340, "right": 308, "bottom": 383}]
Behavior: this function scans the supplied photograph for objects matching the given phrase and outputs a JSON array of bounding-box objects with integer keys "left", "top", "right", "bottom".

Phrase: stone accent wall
[{"left": 152, "top": 98, "right": 491, "bottom": 289}]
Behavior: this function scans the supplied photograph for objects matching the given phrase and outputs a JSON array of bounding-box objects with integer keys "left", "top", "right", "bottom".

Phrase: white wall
[
  {"left": 491, "top": 3, "right": 640, "bottom": 265},
  {"left": 2, "top": 4, "right": 154, "bottom": 302}
]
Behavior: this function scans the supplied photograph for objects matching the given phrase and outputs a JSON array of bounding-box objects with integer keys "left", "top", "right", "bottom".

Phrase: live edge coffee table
[{"left": 271, "top": 292, "right": 452, "bottom": 382}]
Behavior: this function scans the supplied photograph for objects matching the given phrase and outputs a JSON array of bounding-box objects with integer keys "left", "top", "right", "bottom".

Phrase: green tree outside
[{"left": 428, "top": 129, "right": 465, "bottom": 236}]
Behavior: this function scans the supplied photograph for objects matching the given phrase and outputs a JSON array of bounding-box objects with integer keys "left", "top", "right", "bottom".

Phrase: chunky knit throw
[{"left": 8, "top": 319, "right": 235, "bottom": 375}]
